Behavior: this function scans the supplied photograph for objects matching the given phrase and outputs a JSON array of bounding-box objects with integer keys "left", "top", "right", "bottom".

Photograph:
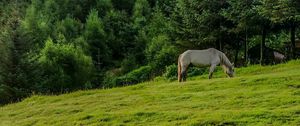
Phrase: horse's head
[{"left": 226, "top": 63, "right": 235, "bottom": 78}]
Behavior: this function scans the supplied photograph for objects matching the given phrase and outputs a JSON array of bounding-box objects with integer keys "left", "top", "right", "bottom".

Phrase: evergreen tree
[
  {"left": 84, "top": 9, "right": 110, "bottom": 70},
  {"left": 257, "top": 0, "right": 300, "bottom": 59},
  {"left": 38, "top": 37, "right": 94, "bottom": 92}
]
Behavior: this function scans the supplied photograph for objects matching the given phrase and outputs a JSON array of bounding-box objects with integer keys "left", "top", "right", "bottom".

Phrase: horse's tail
[{"left": 178, "top": 54, "right": 182, "bottom": 82}]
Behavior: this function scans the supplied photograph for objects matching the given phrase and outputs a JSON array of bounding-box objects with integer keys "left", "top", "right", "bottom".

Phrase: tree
[
  {"left": 103, "top": 10, "right": 136, "bottom": 64},
  {"left": 145, "top": 35, "right": 177, "bottom": 74},
  {"left": 111, "top": 0, "right": 135, "bottom": 15},
  {"left": 132, "top": 0, "right": 151, "bottom": 30},
  {"left": 54, "top": 17, "right": 82, "bottom": 42},
  {"left": 172, "top": 0, "right": 229, "bottom": 50},
  {"left": 21, "top": 3, "right": 52, "bottom": 49},
  {"left": 38, "top": 38, "right": 94, "bottom": 92},
  {"left": 84, "top": 9, "right": 110, "bottom": 70},
  {"left": 143, "top": 8, "right": 177, "bottom": 73},
  {"left": 95, "top": 0, "right": 113, "bottom": 17},
  {"left": 0, "top": 0, "right": 29, "bottom": 89},
  {"left": 258, "top": 0, "right": 300, "bottom": 59}
]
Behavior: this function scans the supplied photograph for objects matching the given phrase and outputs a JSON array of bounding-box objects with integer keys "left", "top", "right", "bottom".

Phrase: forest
[{"left": 0, "top": 0, "right": 299, "bottom": 105}]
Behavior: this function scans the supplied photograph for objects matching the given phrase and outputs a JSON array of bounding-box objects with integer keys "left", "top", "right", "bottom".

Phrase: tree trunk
[
  {"left": 234, "top": 34, "right": 239, "bottom": 66},
  {"left": 234, "top": 45, "right": 239, "bottom": 65},
  {"left": 260, "top": 27, "right": 266, "bottom": 65},
  {"left": 219, "top": 39, "right": 222, "bottom": 51},
  {"left": 244, "top": 27, "right": 248, "bottom": 65},
  {"left": 291, "top": 21, "right": 296, "bottom": 59}
]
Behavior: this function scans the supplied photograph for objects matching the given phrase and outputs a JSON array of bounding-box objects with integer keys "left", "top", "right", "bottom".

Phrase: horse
[
  {"left": 273, "top": 51, "right": 286, "bottom": 64},
  {"left": 248, "top": 45, "right": 286, "bottom": 65},
  {"left": 178, "top": 48, "right": 234, "bottom": 82}
]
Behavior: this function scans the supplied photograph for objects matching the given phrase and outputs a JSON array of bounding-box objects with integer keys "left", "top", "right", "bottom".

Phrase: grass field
[{"left": 0, "top": 61, "right": 300, "bottom": 126}]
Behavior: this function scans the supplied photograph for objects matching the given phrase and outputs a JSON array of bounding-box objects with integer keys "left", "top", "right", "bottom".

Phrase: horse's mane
[{"left": 220, "top": 52, "right": 232, "bottom": 68}]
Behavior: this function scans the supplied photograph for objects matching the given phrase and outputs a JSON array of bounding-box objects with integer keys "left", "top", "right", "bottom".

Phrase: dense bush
[
  {"left": 188, "top": 67, "right": 209, "bottom": 77},
  {"left": 121, "top": 65, "right": 152, "bottom": 84},
  {"left": 120, "top": 54, "right": 139, "bottom": 74},
  {"left": 163, "top": 64, "right": 178, "bottom": 81},
  {"left": 0, "top": 85, "right": 16, "bottom": 105},
  {"left": 103, "top": 66, "right": 152, "bottom": 88},
  {"left": 146, "top": 35, "right": 178, "bottom": 74},
  {"left": 102, "top": 69, "right": 120, "bottom": 88},
  {"left": 0, "top": 85, "right": 26, "bottom": 105},
  {"left": 37, "top": 38, "right": 94, "bottom": 93}
]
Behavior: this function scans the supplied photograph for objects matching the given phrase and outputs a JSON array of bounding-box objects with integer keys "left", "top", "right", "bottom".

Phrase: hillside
[{"left": 1, "top": 61, "right": 300, "bottom": 126}]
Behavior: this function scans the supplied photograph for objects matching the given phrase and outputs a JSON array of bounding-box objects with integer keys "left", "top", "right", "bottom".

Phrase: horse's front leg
[
  {"left": 209, "top": 64, "right": 217, "bottom": 79},
  {"left": 182, "top": 69, "right": 187, "bottom": 82},
  {"left": 182, "top": 72, "right": 186, "bottom": 82}
]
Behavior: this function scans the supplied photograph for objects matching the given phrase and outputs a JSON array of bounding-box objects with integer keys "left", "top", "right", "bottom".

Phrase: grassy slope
[{"left": 0, "top": 61, "right": 300, "bottom": 126}]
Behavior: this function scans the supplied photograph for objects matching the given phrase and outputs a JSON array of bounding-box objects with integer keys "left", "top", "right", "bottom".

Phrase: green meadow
[{"left": 1, "top": 61, "right": 300, "bottom": 126}]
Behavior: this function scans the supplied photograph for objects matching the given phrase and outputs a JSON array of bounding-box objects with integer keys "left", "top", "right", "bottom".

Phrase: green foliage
[
  {"left": 0, "top": 0, "right": 31, "bottom": 105},
  {"left": 102, "top": 70, "right": 120, "bottom": 88},
  {"left": 120, "top": 54, "right": 138, "bottom": 74},
  {"left": 163, "top": 64, "right": 178, "bottom": 81},
  {"left": 266, "top": 31, "right": 290, "bottom": 50},
  {"left": 21, "top": 3, "right": 52, "bottom": 48},
  {"left": 103, "top": 66, "right": 152, "bottom": 88},
  {"left": 123, "top": 65, "right": 152, "bottom": 83},
  {"left": 102, "top": 9, "right": 135, "bottom": 62},
  {"left": 132, "top": 0, "right": 151, "bottom": 29},
  {"left": 84, "top": 9, "right": 111, "bottom": 70},
  {"left": 188, "top": 67, "right": 208, "bottom": 77},
  {"left": 85, "top": 10, "right": 105, "bottom": 36},
  {"left": 172, "top": 0, "right": 227, "bottom": 46},
  {"left": 257, "top": 0, "right": 300, "bottom": 23},
  {"left": 0, "top": 85, "right": 26, "bottom": 105},
  {"left": 0, "top": 85, "right": 17, "bottom": 105},
  {"left": 37, "top": 38, "right": 94, "bottom": 92},
  {"left": 0, "top": 27, "right": 13, "bottom": 85},
  {"left": 54, "top": 17, "right": 82, "bottom": 41},
  {"left": 95, "top": 0, "right": 113, "bottom": 17},
  {"left": 146, "top": 35, "right": 178, "bottom": 74},
  {"left": 146, "top": 10, "right": 173, "bottom": 39},
  {"left": 111, "top": 0, "right": 135, "bottom": 14}
]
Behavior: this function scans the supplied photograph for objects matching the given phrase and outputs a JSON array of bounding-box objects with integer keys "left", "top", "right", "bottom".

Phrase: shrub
[
  {"left": 121, "top": 55, "right": 138, "bottom": 74},
  {"left": 145, "top": 35, "right": 178, "bottom": 75},
  {"left": 102, "top": 69, "right": 120, "bottom": 88},
  {"left": 188, "top": 67, "right": 208, "bottom": 77},
  {"left": 37, "top": 38, "right": 94, "bottom": 93},
  {"left": 0, "top": 85, "right": 27, "bottom": 105},
  {"left": 163, "top": 64, "right": 178, "bottom": 81},
  {"left": 0, "top": 85, "right": 16, "bottom": 105},
  {"left": 103, "top": 66, "right": 152, "bottom": 88},
  {"left": 117, "top": 65, "right": 152, "bottom": 86}
]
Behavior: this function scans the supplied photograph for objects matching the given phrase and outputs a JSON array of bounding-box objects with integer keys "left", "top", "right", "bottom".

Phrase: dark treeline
[{"left": 0, "top": 0, "right": 299, "bottom": 104}]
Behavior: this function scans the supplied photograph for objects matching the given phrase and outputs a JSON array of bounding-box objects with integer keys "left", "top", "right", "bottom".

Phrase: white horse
[{"left": 178, "top": 48, "right": 234, "bottom": 82}]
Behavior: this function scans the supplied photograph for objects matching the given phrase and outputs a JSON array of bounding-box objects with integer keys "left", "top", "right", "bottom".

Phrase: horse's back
[{"left": 180, "top": 48, "right": 221, "bottom": 66}]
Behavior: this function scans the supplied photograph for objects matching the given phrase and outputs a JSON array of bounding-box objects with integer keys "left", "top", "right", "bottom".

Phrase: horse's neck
[{"left": 220, "top": 53, "right": 231, "bottom": 67}]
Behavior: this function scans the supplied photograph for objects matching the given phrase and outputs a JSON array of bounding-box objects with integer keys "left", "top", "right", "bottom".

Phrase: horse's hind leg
[
  {"left": 181, "top": 65, "right": 188, "bottom": 82},
  {"left": 209, "top": 64, "right": 216, "bottom": 79}
]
